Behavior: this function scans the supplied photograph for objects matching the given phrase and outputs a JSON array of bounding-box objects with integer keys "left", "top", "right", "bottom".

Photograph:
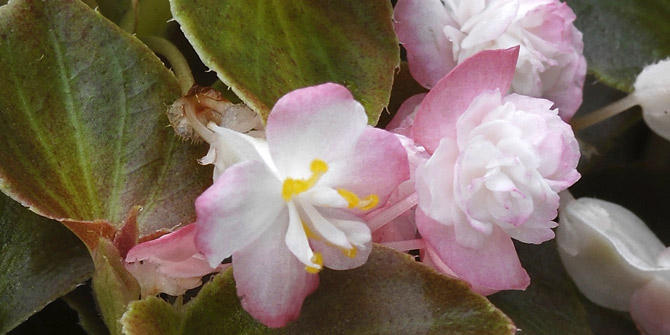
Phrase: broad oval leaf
[
  {"left": 0, "top": 193, "right": 93, "bottom": 334},
  {"left": 0, "top": 0, "right": 211, "bottom": 236},
  {"left": 121, "top": 245, "right": 515, "bottom": 334},
  {"left": 169, "top": 0, "right": 399, "bottom": 124},
  {"left": 566, "top": 0, "right": 670, "bottom": 92}
]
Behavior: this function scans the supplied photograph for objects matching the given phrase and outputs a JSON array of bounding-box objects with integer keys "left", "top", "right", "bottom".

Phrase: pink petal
[
  {"left": 321, "top": 127, "right": 409, "bottom": 208},
  {"left": 412, "top": 47, "right": 519, "bottom": 153},
  {"left": 416, "top": 209, "right": 530, "bottom": 292},
  {"left": 394, "top": 0, "right": 456, "bottom": 88},
  {"left": 266, "top": 83, "right": 367, "bottom": 179},
  {"left": 233, "top": 222, "right": 319, "bottom": 328},
  {"left": 422, "top": 245, "right": 499, "bottom": 295},
  {"left": 386, "top": 93, "right": 426, "bottom": 137},
  {"left": 195, "top": 160, "right": 285, "bottom": 267},
  {"left": 126, "top": 224, "right": 198, "bottom": 263},
  {"left": 415, "top": 138, "right": 460, "bottom": 224},
  {"left": 630, "top": 278, "right": 670, "bottom": 335},
  {"left": 158, "top": 257, "right": 225, "bottom": 278}
]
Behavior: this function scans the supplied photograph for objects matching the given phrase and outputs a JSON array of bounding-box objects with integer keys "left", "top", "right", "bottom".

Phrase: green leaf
[
  {"left": 169, "top": 0, "right": 399, "bottom": 124},
  {"left": 92, "top": 239, "right": 141, "bottom": 335},
  {"left": 0, "top": 193, "right": 93, "bottom": 334},
  {"left": 489, "top": 241, "right": 593, "bottom": 335},
  {"left": 122, "top": 245, "right": 515, "bottom": 334},
  {"left": 0, "top": 0, "right": 212, "bottom": 237},
  {"left": 566, "top": 0, "right": 670, "bottom": 92}
]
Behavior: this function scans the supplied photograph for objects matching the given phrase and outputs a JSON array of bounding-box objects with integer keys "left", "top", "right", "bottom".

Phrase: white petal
[
  {"left": 285, "top": 202, "right": 318, "bottom": 269},
  {"left": 557, "top": 197, "right": 670, "bottom": 311}
]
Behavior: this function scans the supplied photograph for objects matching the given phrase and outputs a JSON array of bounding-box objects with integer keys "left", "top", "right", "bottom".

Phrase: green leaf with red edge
[
  {"left": 169, "top": 0, "right": 399, "bottom": 125},
  {"left": 0, "top": 193, "right": 93, "bottom": 334},
  {"left": 0, "top": 0, "right": 212, "bottom": 242},
  {"left": 121, "top": 245, "right": 515, "bottom": 334}
]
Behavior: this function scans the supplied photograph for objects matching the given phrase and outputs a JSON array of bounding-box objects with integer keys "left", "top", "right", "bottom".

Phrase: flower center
[{"left": 281, "top": 159, "right": 328, "bottom": 201}]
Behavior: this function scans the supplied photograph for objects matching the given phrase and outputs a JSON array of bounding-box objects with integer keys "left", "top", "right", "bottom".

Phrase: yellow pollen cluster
[
  {"left": 305, "top": 252, "right": 323, "bottom": 274},
  {"left": 282, "top": 159, "right": 329, "bottom": 201},
  {"left": 337, "top": 189, "right": 380, "bottom": 210}
]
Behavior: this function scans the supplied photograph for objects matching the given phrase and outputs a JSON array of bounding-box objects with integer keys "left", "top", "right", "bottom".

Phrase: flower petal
[
  {"left": 413, "top": 47, "right": 519, "bottom": 153},
  {"left": 126, "top": 224, "right": 198, "bottom": 263},
  {"left": 630, "top": 278, "right": 670, "bottom": 335},
  {"left": 310, "top": 208, "right": 373, "bottom": 270},
  {"left": 415, "top": 138, "right": 460, "bottom": 224},
  {"left": 285, "top": 202, "right": 318, "bottom": 269},
  {"left": 266, "top": 83, "right": 367, "bottom": 179},
  {"left": 416, "top": 208, "right": 530, "bottom": 292},
  {"left": 394, "top": 0, "right": 456, "bottom": 88},
  {"left": 204, "top": 124, "right": 272, "bottom": 180},
  {"left": 321, "top": 127, "right": 410, "bottom": 209},
  {"left": 233, "top": 221, "right": 319, "bottom": 328},
  {"left": 386, "top": 93, "right": 426, "bottom": 137},
  {"left": 195, "top": 160, "right": 284, "bottom": 267}
]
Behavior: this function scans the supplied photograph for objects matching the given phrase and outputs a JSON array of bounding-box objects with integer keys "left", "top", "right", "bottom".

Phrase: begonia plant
[{"left": 0, "top": 0, "right": 668, "bottom": 334}]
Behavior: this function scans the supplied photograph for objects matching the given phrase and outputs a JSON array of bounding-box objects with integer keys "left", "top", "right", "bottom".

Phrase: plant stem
[
  {"left": 571, "top": 94, "right": 639, "bottom": 131},
  {"left": 141, "top": 36, "right": 195, "bottom": 95},
  {"left": 366, "top": 192, "right": 418, "bottom": 232}
]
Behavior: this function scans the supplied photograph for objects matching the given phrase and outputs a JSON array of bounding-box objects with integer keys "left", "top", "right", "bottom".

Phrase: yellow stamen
[
  {"left": 360, "top": 194, "right": 379, "bottom": 210},
  {"left": 302, "top": 221, "right": 320, "bottom": 240},
  {"left": 337, "top": 189, "right": 360, "bottom": 208},
  {"left": 337, "top": 188, "right": 379, "bottom": 211},
  {"left": 342, "top": 247, "right": 357, "bottom": 258},
  {"left": 305, "top": 252, "right": 323, "bottom": 274},
  {"left": 282, "top": 159, "right": 329, "bottom": 201}
]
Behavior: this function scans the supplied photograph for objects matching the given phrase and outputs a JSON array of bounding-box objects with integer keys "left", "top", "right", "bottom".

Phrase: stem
[
  {"left": 571, "top": 94, "right": 639, "bottom": 131},
  {"left": 381, "top": 239, "right": 426, "bottom": 252},
  {"left": 119, "top": 0, "right": 138, "bottom": 33},
  {"left": 366, "top": 192, "right": 418, "bottom": 232},
  {"left": 183, "top": 102, "right": 217, "bottom": 144},
  {"left": 141, "top": 36, "right": 195, "bottom": 95}
]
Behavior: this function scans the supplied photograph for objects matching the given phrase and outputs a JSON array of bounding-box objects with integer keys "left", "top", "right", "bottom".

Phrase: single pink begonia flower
[
  {"left": 125, "top": 224, "right": 226, "bottom": 297},
  {"left": 405, "top": 47, "right": 580, "bottom": 294},
  {"left": 193, "top": 83, "right": 409, "bottom": 327},
  {"left": 394, "top": 0, "right": 586, "bottom": 120}
]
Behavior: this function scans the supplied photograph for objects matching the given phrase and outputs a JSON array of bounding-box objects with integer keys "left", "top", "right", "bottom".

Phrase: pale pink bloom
[
  {"left": 404, "top": 47, "right": 580, "bottom": 294},
  {"left": 394, "top": 0, "right": 586, "bottom": 120},
  {"left": 124, "top": 224, "right": 225, "bottom": 297},
  {"left": 193, "top": 83, "right": 409, "bottom": 327}
]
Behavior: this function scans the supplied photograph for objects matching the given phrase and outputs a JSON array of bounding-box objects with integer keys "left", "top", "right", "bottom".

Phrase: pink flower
[
  {"left": 406, "top": 47, "right": 580, "bottom": 294},
  {"left": 124, "top": 224, "right": 225, "bottom": 297},
  {"left": 193, "top": 83, "right": 409, "bottom": 327},
  {"left": 394, "top": 0, "right": 586, "bottom": 120}
]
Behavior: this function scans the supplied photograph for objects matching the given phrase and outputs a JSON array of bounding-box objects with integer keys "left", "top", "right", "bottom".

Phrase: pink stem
[
  {"left": 381, "top": 239, "right": 426, "bottom": 252},
  {"left": 366, "top": 192, "right": 418, "bottom": 232}
]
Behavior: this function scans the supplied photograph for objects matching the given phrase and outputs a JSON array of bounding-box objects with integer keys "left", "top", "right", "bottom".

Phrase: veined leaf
[
  {"left": 0, "top": 0, "right": 212, "bottom": 238},
  {"left": 169, "top": 0, "right": 399, "bottom": 124},
  {"left": 122, "top": 245, "right": 515, "bottom": 334}
]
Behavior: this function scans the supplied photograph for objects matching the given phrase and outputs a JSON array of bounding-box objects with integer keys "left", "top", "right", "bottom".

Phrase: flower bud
[{"left": 557, "top": 197, "right": 670, "bottom": 311}]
